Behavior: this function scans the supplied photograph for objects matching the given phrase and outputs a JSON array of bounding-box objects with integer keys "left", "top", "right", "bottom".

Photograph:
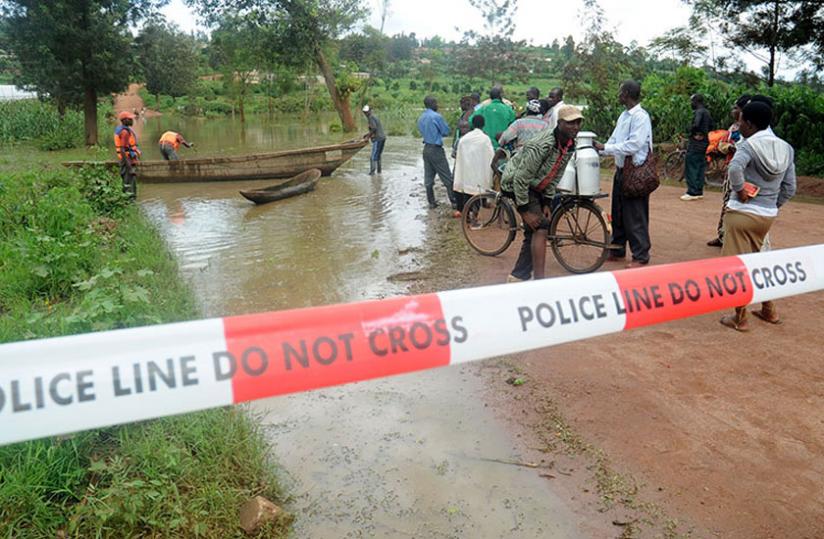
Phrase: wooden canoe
[
  {"left": 63, "top": 139, "right": 368, "bottom": 183},
  {"left": 239, "top": 169, "right": 322, "bottom": 204}
]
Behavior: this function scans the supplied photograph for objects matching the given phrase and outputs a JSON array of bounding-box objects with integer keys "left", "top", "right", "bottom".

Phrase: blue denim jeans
[{"left": 371, "top": 138, "right": 386, "bottom": 161}]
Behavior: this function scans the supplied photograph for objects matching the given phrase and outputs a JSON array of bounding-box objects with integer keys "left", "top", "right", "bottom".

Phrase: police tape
[{"left": 1, "top": 245, "right": 822, "bottom": 446}]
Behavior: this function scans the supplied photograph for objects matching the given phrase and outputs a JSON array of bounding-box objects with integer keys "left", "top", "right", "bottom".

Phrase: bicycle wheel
[
  {"left": 705, "top": 156, "right": 725, "bottom": 187},
  {"left": 549, "top": 199, "right": 609, "bottom": 274},
  {"left": 663, "top": 150, "right": 685, "bottom": 181},
  {"left": 461, "top": 192, "right": 518, "bottom": 256}
]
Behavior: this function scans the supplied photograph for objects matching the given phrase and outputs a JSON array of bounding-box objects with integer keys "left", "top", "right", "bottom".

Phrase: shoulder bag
[{"left": 622, "top": 141, "right": 659, "bottom": 198}]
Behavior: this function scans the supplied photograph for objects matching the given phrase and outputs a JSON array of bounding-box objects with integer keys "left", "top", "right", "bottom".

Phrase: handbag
[{"left": 622, "top": 143, "right": 659, "bottom": 198}]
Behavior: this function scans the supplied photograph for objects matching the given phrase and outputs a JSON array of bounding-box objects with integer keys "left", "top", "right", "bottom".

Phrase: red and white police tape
[{"left": 1, "top": 245, "right": 822, "bottom": 446}]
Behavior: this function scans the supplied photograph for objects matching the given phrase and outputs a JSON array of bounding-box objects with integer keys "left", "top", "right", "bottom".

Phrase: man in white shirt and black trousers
[{"left": 593, "top": 80, "right": 653, "bottom": 268}]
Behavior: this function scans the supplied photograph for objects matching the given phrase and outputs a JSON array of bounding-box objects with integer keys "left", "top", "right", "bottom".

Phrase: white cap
[{"left": 362, "top": 105, "right": 370, "bottom": 112}]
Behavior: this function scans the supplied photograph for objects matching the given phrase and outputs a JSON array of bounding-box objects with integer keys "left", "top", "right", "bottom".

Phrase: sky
[{"left": 162, "top": 0, "right": 797, "bottom": 79}]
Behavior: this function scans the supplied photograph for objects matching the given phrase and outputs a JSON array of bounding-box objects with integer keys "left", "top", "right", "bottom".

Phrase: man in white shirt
[
  {"left": 594, "top": 80, "right": 653, "bottom": 268},
  {"left": 543, "top": 87, "right": 565, "bottom": 131},
  {"left": 453, "top": 115, "right": 495, "bottom": 211}
]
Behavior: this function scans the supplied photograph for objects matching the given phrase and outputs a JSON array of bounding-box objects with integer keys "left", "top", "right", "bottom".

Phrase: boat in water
[
  {"left": 239, "top": 169, "right": 322, "bottom": 204},
  {"left": 63, "top": 139, "right": 367, "bottom": 183}
]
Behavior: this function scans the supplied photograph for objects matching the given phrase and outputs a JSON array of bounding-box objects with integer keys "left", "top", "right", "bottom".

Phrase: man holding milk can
[{"left": 501, "top": 105, "right": 584, "bottom": 281}]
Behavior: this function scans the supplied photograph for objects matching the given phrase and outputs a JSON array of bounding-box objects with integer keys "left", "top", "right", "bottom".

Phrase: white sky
[{"left": 163, "top": 0, "right": 797, "bottom": 79}]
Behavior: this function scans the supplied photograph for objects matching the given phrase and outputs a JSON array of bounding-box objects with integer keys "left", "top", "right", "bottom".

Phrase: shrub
[{"left": 37, "top": 125, "right": 82, "bottom": 151}]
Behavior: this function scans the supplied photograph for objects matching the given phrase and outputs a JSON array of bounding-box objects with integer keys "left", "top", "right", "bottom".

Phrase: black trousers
[
  {"left": 422, "top": 143, "right": 455, "bottom": 207},
  {"left": 454, "top": 191, "right": 472, "bottom": 212},
  {"left": 610, "top": 168, "right": 650, "bottom": 263},
  {"left": 510, "top": 190, "right": 551, "bottom": 280}
]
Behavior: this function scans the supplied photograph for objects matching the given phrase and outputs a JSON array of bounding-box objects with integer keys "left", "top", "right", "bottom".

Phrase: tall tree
[
  {"left": 560, "top": 0, "right": 636, "bottom": 137},
  {"left": 684, "top": 0, "right": 824, "bottom": 86},
  {"left": 649, "top": 26, "right": 709, "bottom": 66},
  {"left": 136, "top": 21, "right": 199, "bottom": 105},
  {"left": 378, "top": 0, "right": 390, "bottom": 34},
  {"left": 209, "top": 15, "right": 261, "bottom": 122},
  {"left": 453, "top": 0, "right": 529, "bottom": 85},
  {"left": 187, "top": 0, "right": 367, "bottom": 132},
  {"left": 1, "top": 0, "right": 166, "bottom": 145}
]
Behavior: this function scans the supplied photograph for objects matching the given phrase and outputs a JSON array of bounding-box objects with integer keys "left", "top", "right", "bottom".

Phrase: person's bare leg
[{"left": 531, "top": 229, "right": 548, "bottom": 279}]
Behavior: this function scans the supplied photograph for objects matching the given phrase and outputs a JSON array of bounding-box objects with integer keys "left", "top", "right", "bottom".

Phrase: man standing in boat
[
  {"left": 114, "top": 111, "right": 141, "bottom": 198},
  {"left": 158, "top": 131, "right": 194, "bottom": 161},
  {"left": 362, "top": 105, "right": 386, "bottom": 175},
  {"left": 416, "top": 96, "right": 458, "bottom": 214}
]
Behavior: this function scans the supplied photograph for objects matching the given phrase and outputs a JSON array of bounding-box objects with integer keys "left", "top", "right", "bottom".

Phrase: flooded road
[{"left": 140, "top": 115, "right": 585, "bottom": 537}]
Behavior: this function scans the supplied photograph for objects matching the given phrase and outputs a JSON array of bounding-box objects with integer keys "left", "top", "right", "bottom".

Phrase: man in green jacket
[
  {"left": 501, "top": 105, "right": 583, "bottom": 281},
  {"left": 471, "top": 85, "right": 516, "bottom": 149}
]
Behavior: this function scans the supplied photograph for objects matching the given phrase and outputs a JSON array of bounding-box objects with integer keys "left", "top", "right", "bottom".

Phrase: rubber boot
[
  {"left": 377, "top": 159, "right": 382, "bottom": 173},
  {"left": 426, "top": 185, "right": 437, "bottom": 209},
  {"left": 369, "top": 160, "right": 377, "bottom": 175}
]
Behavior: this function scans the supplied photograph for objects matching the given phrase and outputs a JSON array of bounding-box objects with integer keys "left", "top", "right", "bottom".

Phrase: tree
[
  {"left": 560, "top": 0, "right": 636, "bottom": 137},
  {"left": 136, "top": 22, "right": 199, "bottom": 105},
  {"left": 187, "top": 0, "right": 368, "bottom": 132},
  {"left": 649, "top": 26, "right": 709, "bottom": 66},
  {"left": 684, "top": 0, "right": 824, "bottom": 86},
  {"left": 378, "top": 0, "right": 390, "bottom": 34},
  {"left": 209, "top": 15, "right": 261, "bottom": 122},
  {"left": 1, "top": 1, "right": 166, "bottom": 145},
  {"left": 453, "top": 0, "right": 529, "bottom": 85}
]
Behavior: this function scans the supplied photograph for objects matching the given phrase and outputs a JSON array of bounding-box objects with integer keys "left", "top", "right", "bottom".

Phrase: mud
[
  {"left": 449, "top": 177, "right": 824, "bottom": 538},
  {"left": 142, "top": 130, "right": 616, "bottom": 537}
]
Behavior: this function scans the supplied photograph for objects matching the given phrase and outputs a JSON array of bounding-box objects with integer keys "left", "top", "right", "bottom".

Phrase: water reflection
[
  {"left": 133, "top": 112, "right": 355, "bottom": 161},
  {"left": 139, "top": 114, "right": 430, "bottom": 316}
]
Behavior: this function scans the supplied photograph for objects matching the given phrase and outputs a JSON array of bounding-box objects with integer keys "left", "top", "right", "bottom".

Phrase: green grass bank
[{"left": 0, "top": 146, "right": 289, "bottom": 538}]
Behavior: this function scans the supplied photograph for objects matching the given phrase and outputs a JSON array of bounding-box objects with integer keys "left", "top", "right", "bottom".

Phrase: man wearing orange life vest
[
  {"left": 114, "top": 111, "right": 141, "bottom": 198},
  {"left": 158, "top": 131, "right": 194, "bottom": 161}
]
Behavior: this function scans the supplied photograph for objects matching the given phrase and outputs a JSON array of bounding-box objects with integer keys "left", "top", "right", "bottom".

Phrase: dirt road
[
  {"left": 435, "top": 179, "right": 824, "bottom": 537},
  {"left": 113, "top": 83, "right": 160, "bottom": 118}
]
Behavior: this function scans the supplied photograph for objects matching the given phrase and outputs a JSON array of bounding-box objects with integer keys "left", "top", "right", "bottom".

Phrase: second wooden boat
[{"left": 239, "top": 169, "right": 322, "bottom": 204}]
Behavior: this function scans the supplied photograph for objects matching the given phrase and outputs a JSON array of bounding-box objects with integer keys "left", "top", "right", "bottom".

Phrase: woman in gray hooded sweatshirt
[{"left": 720, "top": 101, "right": 796, "bottom": 331}]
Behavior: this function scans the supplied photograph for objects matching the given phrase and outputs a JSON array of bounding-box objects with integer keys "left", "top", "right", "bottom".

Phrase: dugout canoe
[
  {"left": 239, "top": 169, "right": 322, "bottom": 204},
  {"left": 63, "top": 139, "right": 368, "bottom": 183}
]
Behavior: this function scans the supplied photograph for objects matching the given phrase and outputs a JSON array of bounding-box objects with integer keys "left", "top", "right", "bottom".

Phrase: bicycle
[
  {"left": 461, "top": 189, "right": 611, "bottom": 274},
  {"left": 662, "top": 134, "right": 728, "bottom": 187}
]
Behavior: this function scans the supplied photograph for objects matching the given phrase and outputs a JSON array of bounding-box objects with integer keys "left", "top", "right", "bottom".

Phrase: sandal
[
  {"left": 751, "top": 310, "right": 782, "bottom": 325},
  {"left": 720, "top": 315, "right": 750, "bottom": 332}
]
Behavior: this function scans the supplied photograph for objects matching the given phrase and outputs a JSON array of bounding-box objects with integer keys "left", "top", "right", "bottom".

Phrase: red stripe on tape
[
  {"left": 613, "top": 256, "right": 754, "bottom": 330},
  {"left": 223, "top": 294, "right": 450, "bottom": 403}
]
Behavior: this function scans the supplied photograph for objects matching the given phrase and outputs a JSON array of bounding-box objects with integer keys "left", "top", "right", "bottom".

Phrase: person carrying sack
[{"left": 594, "top": 80, "right": 654, "bottom": 268}]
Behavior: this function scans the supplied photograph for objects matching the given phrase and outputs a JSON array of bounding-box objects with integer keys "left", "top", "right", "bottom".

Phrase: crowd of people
[
  {"left": 114, "top": 81, "right": 797, "bottom": 333},
  {"left": 404, "top": 81, "right": 797, "bottom": 332}
]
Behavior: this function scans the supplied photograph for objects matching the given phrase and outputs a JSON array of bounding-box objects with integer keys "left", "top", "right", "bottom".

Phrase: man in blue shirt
[{"left": 417, "top": 96, "right": 457, "bottom": 212}]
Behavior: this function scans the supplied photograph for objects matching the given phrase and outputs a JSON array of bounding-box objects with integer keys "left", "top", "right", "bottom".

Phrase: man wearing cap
[
  {"left": 362, "top": 105, "right": 386, "bottom": 175},
  {"left": 501, "top": 105, "right": 583, "bottom": 281},
  {"left": 158, "top": 131, "right": 194, "bottom": 161},
  {"left": 114, "top": 111, "right": 141, "bottom": 198}
]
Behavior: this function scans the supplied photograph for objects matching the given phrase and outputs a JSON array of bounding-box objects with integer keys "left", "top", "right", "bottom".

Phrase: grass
[{"left": 0, "top": 151, "right": 289, "bottom": 538}]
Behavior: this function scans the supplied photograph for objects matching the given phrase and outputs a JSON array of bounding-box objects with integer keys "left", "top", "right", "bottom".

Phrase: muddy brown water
[{"left": 140, "top": 115, "right": 590, "bottom": 537}]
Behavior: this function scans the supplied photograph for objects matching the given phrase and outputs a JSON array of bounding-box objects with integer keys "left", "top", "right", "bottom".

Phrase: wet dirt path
[{"left": 141, "top": 132, "right": 606, "bottom": 537}]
